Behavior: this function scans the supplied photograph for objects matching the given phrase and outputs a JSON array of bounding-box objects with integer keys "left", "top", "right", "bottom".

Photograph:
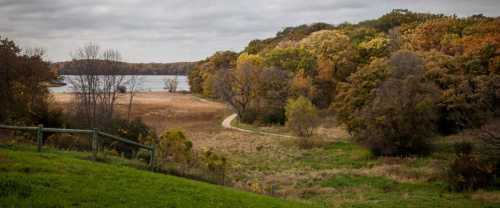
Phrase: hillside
[
  {"left": 0, "top": 144, "right": 315, "bottom": 208},
  {"left": 52, "top": 61, "right": 197, "bottom": 75}
]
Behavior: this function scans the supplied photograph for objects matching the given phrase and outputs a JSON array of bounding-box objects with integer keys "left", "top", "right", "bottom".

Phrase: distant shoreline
[{"left": 52, "top": 61, "right": 197, "bottom": 76}]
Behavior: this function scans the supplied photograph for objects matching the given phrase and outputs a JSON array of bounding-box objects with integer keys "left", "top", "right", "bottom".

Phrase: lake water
[{"left": 49, "top": 75, "right": 190, "bottom": 93}]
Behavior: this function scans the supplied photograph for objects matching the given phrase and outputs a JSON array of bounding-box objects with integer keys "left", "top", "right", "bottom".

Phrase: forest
[{"left": 189, "top": 9, "right": 500, "bottom": 190}]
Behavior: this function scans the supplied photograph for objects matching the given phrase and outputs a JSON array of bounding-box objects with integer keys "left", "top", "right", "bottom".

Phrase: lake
[{"left": 49, "top": 75, "right": 190, "bottom": 93}]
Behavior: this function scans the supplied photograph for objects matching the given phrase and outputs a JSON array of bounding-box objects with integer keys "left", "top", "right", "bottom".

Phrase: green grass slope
[{"left": 0, "top": 145, "right": 315, "bottom": 208}]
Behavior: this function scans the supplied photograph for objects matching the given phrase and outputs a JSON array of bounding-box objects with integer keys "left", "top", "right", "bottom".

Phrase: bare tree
[
  {"left": 68, "top": 43, "right": 127, "bottom": 129},
  {"left": 125, "top": 75, "right": 143, "bottom": 121},
  {"left": 163, "top": 77, "right": 178, "bottom": 93}
]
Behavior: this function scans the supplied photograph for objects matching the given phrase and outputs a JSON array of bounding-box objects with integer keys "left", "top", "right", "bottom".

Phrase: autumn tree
[
  {"left": 290, "top": 71, "right": 316, "bottom": 100},
  {"left": 188, "top": 66, "right": 203, "bottom": 94},
  {"left": 333, "top": 57, "right": 391, "bottom": 133},
  {"left": 355, "top": 51, "right": 440, "bottom": 155},
  {"left": 256, "top": 67, "right": 291, "bottom": 124},
  {"left": 406, "top": 17, "right": 500, "bottom": 132},
  {"left": 0, "top": 37, "right": 56, "bottom": 125},
  {"left": 188, "top": 51, "right": 238, "bottom": 96},
  {"left": 359, "top": 9, "right": 443, "bottom": 32},
  {"left": 229, "top": 53, "right": 264, "bottom": 122},
  {"left": 299, "top": 30, "right": 359, "bottom": 107},
  {"left": 300, "top": 30, "right": 358, "bottom": 82},
  {"left": 263, "top": 47, "right": 316, "bottom": 74}
]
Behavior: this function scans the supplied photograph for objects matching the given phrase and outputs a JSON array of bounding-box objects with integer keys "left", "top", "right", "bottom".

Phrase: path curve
[{"left": 222, "top": 113, "right": 296, "bottom": 138}]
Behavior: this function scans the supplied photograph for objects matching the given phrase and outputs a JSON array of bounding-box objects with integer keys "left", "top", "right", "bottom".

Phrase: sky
[{"left": 1, "top": 0, "right": 499, "bottom": 63}]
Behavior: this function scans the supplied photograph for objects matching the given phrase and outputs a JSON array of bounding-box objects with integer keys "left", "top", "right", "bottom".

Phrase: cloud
[{"left": 0, "top": 0, "right": 499, "bottom": 62}]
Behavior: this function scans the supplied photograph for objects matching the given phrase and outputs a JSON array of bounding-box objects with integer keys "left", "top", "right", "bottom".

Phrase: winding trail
[{"left": 221, "top": 113, "right": 296, "bottom": 138}]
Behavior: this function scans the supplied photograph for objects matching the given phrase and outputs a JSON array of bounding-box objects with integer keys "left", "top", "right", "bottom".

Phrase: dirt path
[{"left": 222, "top": 113, "right": 296, "bottom": 138}]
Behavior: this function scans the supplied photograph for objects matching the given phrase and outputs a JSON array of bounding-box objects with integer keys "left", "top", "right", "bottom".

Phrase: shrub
[
  {"left": 285, "top": 96, "right": 319, "bottom": 137},
  {"left": 240, "top": 108, "right": 258, "bottom": 124},
  {"left": 110, "top": 117, "right": 156, "bottom": 157},
  {"left": 447, "top": 142, "right": 496, "bottom": 191},
  {"left": 112, "top": 118, "right": 155, "bottom": 142},
  {"left": 135, "top": 148, "right": 151, "bottom": 162},
  {"left": 158, "top": 129, "right": 193, "bottom": 165},
  {"left": 200, "top": 148, "right": 228, "bottom": 185}
]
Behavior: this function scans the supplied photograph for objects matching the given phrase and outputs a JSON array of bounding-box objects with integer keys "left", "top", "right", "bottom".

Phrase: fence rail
[{"left": 0, "top": 124, "right": 155, "bottom": 169}]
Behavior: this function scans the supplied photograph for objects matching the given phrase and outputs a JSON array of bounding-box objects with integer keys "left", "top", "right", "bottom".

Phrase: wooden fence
[{"left": 0, "top": 124, "right": 156, "bottom": 169}]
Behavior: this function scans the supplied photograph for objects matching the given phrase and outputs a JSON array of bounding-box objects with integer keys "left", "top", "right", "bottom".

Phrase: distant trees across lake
[{"left": 52, "top": 61, "right": 197, "bottom": 75}]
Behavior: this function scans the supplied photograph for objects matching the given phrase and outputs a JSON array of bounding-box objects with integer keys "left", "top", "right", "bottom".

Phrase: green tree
[{"left": 285, "top": 96, "right": 319, "bottom": 137}]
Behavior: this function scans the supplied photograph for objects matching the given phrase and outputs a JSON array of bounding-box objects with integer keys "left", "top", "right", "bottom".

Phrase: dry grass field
[{"left": 52, "top": 92, "right": 500, "bottom": 207}]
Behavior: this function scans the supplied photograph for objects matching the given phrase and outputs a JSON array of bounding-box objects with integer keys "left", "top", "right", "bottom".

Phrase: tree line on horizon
[{"left": 52, "top": 60, "right": 197, "bottom": 75}]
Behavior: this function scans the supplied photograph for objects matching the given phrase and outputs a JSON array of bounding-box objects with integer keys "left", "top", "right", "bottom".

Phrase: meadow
[{"left": 47, "top": 92, "right": 500, "bottom": 207}]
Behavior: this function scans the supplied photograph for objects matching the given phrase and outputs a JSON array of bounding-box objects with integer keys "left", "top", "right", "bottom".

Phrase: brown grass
[{"left": 53, "top": 92, "right": 230, "bottom": 149}]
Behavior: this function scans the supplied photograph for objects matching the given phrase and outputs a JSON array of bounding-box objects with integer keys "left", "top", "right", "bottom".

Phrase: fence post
[
  {"left": 37, "top": 124, "right": 43, "bottom": 152},
  {"left": 149, "top": 144, "right": 156, "bottom": 171},
  {"left": 92, "top": 128, "right": 98, "bottom": 161}
]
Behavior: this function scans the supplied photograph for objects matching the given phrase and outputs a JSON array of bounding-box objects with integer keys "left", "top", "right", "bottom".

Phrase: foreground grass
[{"left": 0, "top": 144, "right": 315, "bottom": 208}]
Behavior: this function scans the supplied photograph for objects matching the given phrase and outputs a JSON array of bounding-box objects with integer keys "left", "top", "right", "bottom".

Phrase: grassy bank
[{"left": 0, "top": 144, "right": 315, "bottom": 208}]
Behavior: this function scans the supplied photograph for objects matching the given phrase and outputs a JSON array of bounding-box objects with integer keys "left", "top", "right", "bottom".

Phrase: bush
[
  {"left": 447, "top": 142, "right": 496, "bottom": 191},
  {"left": 240, "top": 108, "right": 258, "bottom": 124},
  {"left": 158, "top": 129, "right": 193, "bottom": 165},
  {"left": 200, "top": 148, "right": 228, "bottom": 185},
  {"left": 285, "top": 96, "right": 319, "bottom": 137},
  {"left": 110, "top": 117, "right": 156, "bottom": 157},
  {"left": 136, "top": 148, "right": 151, "bottom": 162}
]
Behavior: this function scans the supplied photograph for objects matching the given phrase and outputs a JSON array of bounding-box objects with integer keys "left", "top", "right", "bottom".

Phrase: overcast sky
[{"left": 1, "top": 0, "right": 499, "bottom": 63}]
